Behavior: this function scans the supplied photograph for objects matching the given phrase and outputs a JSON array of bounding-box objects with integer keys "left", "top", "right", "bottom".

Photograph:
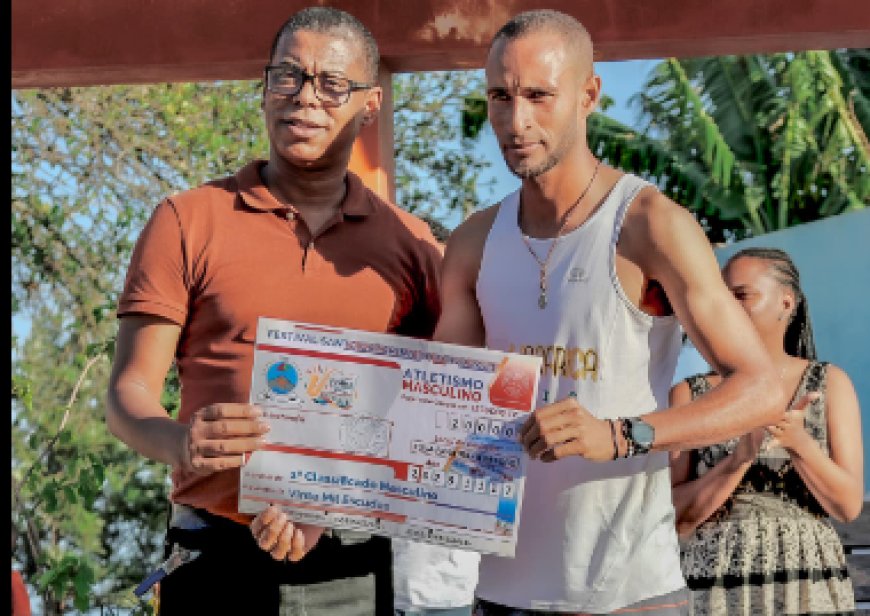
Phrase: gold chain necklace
[{"left": 520, "top": 159, "right": 602, "bottom": 309}]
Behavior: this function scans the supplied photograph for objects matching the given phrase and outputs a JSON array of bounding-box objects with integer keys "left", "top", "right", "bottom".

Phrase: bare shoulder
[
  {"left": 822, "top": 363, "right": 862, "bottom": 460},
  {"left": 620, "top": 187, "right": 716, "bottom": 279},
  {"left": 621, "top": 188, "right": 700, "bottom": 249},
  {"left": 826, "top": 363, "right": 851, "bottom": 381},
  {"left": 435, "top": 205, "right": 500, "bottom": 346},
  {"left": 447, "top": 204, "right": 500, "bottom": 249},
  {"left": 825, "top": 363, "right": 859, "bottom": 398},
  {"left": 442, "top": 204, "right": 500, "bottom": 277}
]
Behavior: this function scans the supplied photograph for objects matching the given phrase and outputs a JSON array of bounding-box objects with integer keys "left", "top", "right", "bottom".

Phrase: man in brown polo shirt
[{"left": 105, "top": 7, "right": 442, "bottom": 615}]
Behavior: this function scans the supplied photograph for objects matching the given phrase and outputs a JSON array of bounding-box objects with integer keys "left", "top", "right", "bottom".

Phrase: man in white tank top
[{"left": 431, "top": 9, "right": 812, "bottom": 615}]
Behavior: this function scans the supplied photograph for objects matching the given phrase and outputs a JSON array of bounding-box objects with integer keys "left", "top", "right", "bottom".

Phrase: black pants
[{"left": 159, "top": 509, "right": 393, "bottom": 616}]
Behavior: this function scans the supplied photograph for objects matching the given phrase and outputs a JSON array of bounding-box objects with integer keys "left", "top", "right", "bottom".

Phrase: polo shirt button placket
[{"left": 302, "top": 238, "right": 315, "bottom": 273}]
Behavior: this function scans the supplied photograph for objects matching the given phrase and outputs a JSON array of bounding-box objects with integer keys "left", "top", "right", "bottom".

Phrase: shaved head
[
  {"left": 489, "top": 10, "right": 593, "bottom": 78},
  {"left": 485, "top": 9, "right": 602, "bottom": 180}
]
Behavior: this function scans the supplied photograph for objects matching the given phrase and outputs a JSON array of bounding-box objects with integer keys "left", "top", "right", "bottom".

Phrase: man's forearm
[
  {"left": 106, "top": 385, "right": 186, "bottom": 469},
  {"left": 645, "top": 369, "right": 783, "bottom": 451}
]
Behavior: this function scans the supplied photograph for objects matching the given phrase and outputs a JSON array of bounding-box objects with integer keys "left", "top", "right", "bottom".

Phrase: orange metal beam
[
  {"left": 349, "top": 66, "right": 395, "bottom": 201},
  {"left": 12, "top": 0, "right": 870, "bottom": 89},
  {"left": 12, "top": 0, "right": 870, "bottom": 204}
]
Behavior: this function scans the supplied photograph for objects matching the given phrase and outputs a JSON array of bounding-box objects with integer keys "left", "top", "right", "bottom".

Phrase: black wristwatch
[{"left": 621, "top": 417, "right": 655, "bottom": 456}]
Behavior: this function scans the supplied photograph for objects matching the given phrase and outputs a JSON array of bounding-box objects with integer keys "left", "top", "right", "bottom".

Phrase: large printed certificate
[{"left": 239, "top": 317, "right": 541, "bottom": 556}]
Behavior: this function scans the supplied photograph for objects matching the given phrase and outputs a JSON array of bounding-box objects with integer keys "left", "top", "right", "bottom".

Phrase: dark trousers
[{"left": 159, "top": 509, "right": 393, "bottom": 616}]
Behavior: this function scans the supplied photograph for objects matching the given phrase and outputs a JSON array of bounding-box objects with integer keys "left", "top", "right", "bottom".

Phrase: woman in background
[{"left": 670, "top": 247, "right": 862, "bottom": 615}]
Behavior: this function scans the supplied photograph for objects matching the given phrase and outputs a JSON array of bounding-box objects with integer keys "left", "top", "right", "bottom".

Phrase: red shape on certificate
[{"left": 489, "top": 357, "right": 536, "bottom": 411}]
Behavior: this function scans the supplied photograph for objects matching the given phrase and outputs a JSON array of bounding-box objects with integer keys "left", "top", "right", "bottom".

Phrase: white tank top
[{"left": 475, "top": 174, "right": 686, "bottom": 612}]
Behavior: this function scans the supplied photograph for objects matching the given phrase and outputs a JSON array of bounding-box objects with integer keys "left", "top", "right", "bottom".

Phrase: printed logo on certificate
[{"left": 239, "top": 317, "right": 542, "bottom": 556}]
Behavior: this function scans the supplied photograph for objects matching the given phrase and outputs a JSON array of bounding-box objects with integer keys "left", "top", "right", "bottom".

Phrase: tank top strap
[
  {"left": 803, "top": 360, "right": 829, "bottom": 394},
  {"left": 491, "top": 172, "right": 652, "bottom": 241},
  {"left": 490, "top": 188, "right": 520, "bottom": 239},
  {"left": 800, "top": 360, "right": 830, "bottom": 454},
  {"left": 611, "top": 173, "right": 653, "bottom": 233},
  {"left": 607, "top": 173, "right": 655, "bottom": 277}
]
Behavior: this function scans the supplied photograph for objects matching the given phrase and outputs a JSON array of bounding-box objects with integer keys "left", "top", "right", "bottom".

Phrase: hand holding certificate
[{"left": 239, "top": 317, "right": 541, "bottom": 556}]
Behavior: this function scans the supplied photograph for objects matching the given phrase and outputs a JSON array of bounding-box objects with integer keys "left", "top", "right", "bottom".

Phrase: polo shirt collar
[{"left": 236, "top": 160, "right": 375, "bottom": 217}]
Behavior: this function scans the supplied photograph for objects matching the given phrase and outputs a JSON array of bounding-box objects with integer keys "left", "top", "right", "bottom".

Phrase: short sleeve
[
  {"left": 417, "top": 234, "right": 444, "bottom": 337},
  {"left": 117, "top": 199, "right": 190, "bottom": 326},
  {"left": 399, "top": 225, "right": 443, "bottom": 339}
]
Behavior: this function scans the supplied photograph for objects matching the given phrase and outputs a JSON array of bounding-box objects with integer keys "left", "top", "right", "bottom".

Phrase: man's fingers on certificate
[
  {"left": 286, "top": 528, "right": 307, "bottom": 562},
  {"left": 194, "top": 437, "right": 266, "bottom": 458},
  {"left": 250, "top": 503, "right": 278, "bottom": 535},
  {"left": 521, "top": 399, "right": 572, "bottom": 436},
  {"left": 522, "top": 401, "right": 578, "bottom": 455},
  {"left": 188, "top": 450, "right": 247, "bottom": 474},
  {"left": 527, "top": 424, "right": 576, "bottom": 459},
  {"left": 540, "top": 439, "right": 585, "bottom": 462},
  {"left": 521, "top": 399, "right": 579, "bottom": 446},
  {"left": 250, "top": 506, "right": 307, "bottom": 562},
  {"left": 269, "top": 522, "right": 296, "bottom": 561},
  {"left": 199, "top": 403, "right": 263, "bottom": 421},
  {"left": 519, "top": 418, "right": 541, "bottom": 451},
  {"left": 183, "top": 403, "right": 269, "bottom": 474},
  {"left": 193, "top": 405, "right": 269, "bottom": 438},
  {"left": 197, "top": 419, "right": 270, "bottom": 439},
  {"left": 252, "top": 505, "right": 285, "bottom": 553}
]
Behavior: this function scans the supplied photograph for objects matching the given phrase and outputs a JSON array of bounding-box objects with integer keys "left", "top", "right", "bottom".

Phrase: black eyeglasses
[{"left": 264, "top": 65, "right": 374, "bottom": 107}]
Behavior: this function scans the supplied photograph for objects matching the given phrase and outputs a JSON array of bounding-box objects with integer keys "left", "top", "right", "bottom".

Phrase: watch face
[{"left": 631, "top": 419, "right": 655, "bottom": 447}]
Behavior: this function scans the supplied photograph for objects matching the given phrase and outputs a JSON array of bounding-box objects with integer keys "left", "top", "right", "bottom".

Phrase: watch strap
[{"left": 620, "top": 416, "right": 652, "bottom": 457}]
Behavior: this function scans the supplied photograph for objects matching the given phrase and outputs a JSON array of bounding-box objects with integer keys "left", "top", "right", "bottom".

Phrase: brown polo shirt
[{"left": 118, "top": 160, "right": 443, "bottom": 523}]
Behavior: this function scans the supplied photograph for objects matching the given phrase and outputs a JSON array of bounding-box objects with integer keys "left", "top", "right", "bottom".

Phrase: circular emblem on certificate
[{"left": 263, "top": 359, "right": 301, "bottom": 401}]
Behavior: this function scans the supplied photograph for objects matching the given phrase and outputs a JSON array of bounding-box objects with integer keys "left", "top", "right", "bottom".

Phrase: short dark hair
[
  {"left": 489, "top": 9, "right": 593, "bottom": 73},
  {"left": 268, "top": 7, "right": 379, "bottom": 82},
  {"left": 490, "top": 9, "right": 591, "bottom": 56}
]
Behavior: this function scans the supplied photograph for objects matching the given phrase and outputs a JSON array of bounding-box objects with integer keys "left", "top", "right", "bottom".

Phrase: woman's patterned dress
[{"left": 680, "top": 362, "right": 855, "bottom": 615}]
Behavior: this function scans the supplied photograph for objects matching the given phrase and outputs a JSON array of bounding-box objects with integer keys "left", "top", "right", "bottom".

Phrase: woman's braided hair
[{"left": 726, "top": 247, "right": 817, "bottom": 360}]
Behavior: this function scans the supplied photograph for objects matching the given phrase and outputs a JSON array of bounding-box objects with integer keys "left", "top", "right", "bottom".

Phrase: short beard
[
  {"left": 505, "top": 128, "right": 576, "bottom": 179},
  {"left": 508, "top": 154, "right": 559, "bottom": 179}
]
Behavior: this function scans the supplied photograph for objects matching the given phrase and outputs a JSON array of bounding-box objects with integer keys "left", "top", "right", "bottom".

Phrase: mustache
[{"left": 278, "top": 116, "right": 327, "bottom": 128}]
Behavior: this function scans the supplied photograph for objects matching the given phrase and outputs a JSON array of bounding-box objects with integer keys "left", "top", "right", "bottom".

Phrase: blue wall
[{"left": 676, "top": 209, "right": 870, "bottom": 495}]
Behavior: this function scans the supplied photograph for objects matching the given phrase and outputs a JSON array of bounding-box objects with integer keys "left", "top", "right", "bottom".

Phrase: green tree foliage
[
  {"left": 394, "top": 71, "right": 493, "bottom": 220},
  {"left": 12, "top": 81, "right": 268, "bottom": 615},
  {"left": 589, "top": 49, "right": 869, "bottom": 242},
  {"left": 461, "top": 50, "right": 869, "bottom": 243},
  {"left": 11, "top": 72, "right": 486, "bottom": 614}
]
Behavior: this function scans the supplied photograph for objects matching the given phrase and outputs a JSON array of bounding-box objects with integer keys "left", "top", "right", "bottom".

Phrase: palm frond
[{"left": 642, "top": 59, "right": 738, "bottom": 189}]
